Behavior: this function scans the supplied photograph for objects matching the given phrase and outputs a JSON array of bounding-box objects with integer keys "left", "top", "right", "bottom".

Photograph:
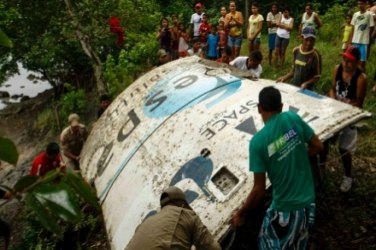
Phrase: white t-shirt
[
  {"left": 266, "top": 12, "right": 281, "bottom": 34},
  {"left": 190, "top": 13, "right": 203, "bottom": 37},
  {"left": 178, "top": 37, "right": 189, "bottom": 52},
  {"left": 230, "top": 56, "right": 263, "bottom": 78},
  {"left": 188, "top": 48, "right": 203, "bottom": 57},
  {"left": 351, "top": 11, "right": 375, "bottom": 44},
  {"left": 276, "top": 15, "right": 293, "bottom": 39}
]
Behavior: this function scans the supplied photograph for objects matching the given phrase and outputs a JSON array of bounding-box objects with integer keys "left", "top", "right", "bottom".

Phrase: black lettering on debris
[
  {"left": 239, "top": 105, "right": 250, "bottom": 114},
  {"left": 223, "top": 110, "right": 237, "bottom": 120},
  {"left": 97, "top": 141, "right": 114, "bottom": 176},
  {"left": 246, "top": 100, "right": 258, "bottom": 107},
  {"left": 174, "top": 75, "right": 198, "bottom": 89},
  {"left": 212, "top": 119, "right": 227, "bottom": 131},
  {"left": 145, "top": 90, "right": 167, "bottom": 112},
  {"left": 117, "top": 109, "right": 141, "bottom": 142},
  {"left": 201, "top": 128, "right": 216, "bottom": 140}
]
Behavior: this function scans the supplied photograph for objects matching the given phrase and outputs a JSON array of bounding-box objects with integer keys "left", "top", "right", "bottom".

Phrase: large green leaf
[
  {"left": 0, "top": 29, "right": 13, "bottom": 48},
  {"left": 24, "top": 193, "right": 62, "bottom": 237},
  {"left": 0, "top": 137, "right": 18, "bottom": 165},
  {"left": 34, "top": 183, "right": 81, "bottom": 223},
  {"left": 13, "top": 176, "right": 39, "bottom": 193},
  {"left": 39, "top": 169, "right": 62, "bottom": 184},
  {"left": 63, "top": 172, "right": 100, "bottom": 210}
]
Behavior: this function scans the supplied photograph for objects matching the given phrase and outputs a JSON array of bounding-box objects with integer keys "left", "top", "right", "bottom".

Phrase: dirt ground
[{"left": 1, "top": 91, "right": 375, "bottom": 249}]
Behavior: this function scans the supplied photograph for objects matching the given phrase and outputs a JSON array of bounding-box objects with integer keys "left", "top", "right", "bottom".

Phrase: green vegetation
[{"left": 58, "top": 83, "right": 87, "bottom": 122}]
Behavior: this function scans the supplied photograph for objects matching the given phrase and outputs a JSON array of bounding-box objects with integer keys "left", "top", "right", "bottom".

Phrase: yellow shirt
[
  {"left": 225, "top": 11, "right": 244, "bottom": 37},
  {"left": 248, "top": 14, "right": 264, "bottom": 39},
  {"left": 342, "top": 24, "right": 353, "bottom": 42}
]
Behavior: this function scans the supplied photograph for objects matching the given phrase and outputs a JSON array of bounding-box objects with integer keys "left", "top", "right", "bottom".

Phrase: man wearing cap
[
  {"left": 276, "top": 26, "right": 321, "bottom": 90},
  {"left": 126, "top": 186, "right": 221, "bottom": 250},
  {"left": 190, "top": 3, "right": 204, "bottom": 40},
  {"left": 157, "top": 48, "right": 171, "bottom": 66},
  {"left": 231, "top": 86, "right": 323, "bottom": 249},
  {"left": 320, "top": 46, "right": 367, "bottom": 192},
  {"left": 30, "top": 142, "right": 65, "bottom": 176},
  {"left": 60, "top": 113, "right": 88, "bottom": 171}
]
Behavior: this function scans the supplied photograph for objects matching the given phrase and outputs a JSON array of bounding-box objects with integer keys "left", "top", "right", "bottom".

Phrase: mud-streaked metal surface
[{"left": 80, "top": 56, "right": 372, "bottom": 250}]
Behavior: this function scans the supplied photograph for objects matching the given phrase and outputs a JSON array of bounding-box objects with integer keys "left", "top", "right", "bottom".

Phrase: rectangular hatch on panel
[{"left": 211, "top": 167, "right": 239, "bottom": 195}]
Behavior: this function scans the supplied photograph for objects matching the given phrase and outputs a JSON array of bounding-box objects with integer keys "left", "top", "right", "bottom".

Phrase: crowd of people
[{"left": 150, "top": 1, "right": 375, "bottom": 249}]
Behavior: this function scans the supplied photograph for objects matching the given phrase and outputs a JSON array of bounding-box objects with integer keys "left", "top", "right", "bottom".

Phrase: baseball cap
[
  {"left": 302, "top": 26, "right": 316, "bottom": 39},
  {"left": 195, "top": 2, "right": 203, "bottom": 9},
  {"left": 68, "top": 113, "right": 80, "bottom": 126},
  {"left": 342, "top": 46, "right": 360, "bottom": 61},
  {"left": 157, "top": 49, "right": 168, "bottom": 58},
  {"left": 160, "top": 186, "right": 187, "bottom": 207}
]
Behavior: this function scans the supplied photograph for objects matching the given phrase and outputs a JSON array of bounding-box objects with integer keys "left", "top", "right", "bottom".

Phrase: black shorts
[{"left": 0, "top": 218, "right": 10, "bottom": 236}]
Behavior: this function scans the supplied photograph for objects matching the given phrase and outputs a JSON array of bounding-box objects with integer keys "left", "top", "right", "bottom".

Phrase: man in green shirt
[{"left": 231, "top": 86, "right": 323, "bottom": 249}]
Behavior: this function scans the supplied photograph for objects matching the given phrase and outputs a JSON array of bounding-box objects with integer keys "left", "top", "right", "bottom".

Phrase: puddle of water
[{"left": 0, "top": 63, "right": 52, "bottom": 110}]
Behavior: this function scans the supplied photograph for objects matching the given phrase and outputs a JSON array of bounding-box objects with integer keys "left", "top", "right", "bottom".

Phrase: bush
[{"left": 58, "top": 83, "right": 87, "bottom": 124}]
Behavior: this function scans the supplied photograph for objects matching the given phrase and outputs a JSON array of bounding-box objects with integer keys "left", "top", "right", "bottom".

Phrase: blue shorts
[
  {"left": 227, "top": 35, "right": 243, "bottom": 48},
  {"left": 258, "top": 203, "right": 316, "bottom": 250},
  {"left": 275, "top": 35, "right": 290, "bottom": 51},
  {"left": 268, "top": 33, "right": 277, "bottom": 50},
  {"left": 249, "top": 37, "right": 261, "bottom": 45},
  {"left": 352, "top": 43, "right": 367, "bottom": 62}
]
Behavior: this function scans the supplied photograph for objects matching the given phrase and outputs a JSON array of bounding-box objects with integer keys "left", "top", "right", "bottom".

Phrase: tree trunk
[{"left": 64, "top": 0, "right": 107, "bottom": 93}]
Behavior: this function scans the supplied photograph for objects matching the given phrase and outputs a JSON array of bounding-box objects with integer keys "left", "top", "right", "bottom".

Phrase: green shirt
[{"left": 249, "top": 112, "right": 315, "bottom": 212}]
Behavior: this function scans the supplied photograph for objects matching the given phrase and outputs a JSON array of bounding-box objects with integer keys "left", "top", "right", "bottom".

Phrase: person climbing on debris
[
  {"left": 126, "top": 186, "right": 221, "bottom": 250},
  {"left": 60, "top": 113, "right": 88, "bottom": 171},
  {"left": 30, "top": 142, "right": 64, "bottom": 176},
  {"left": 231, "top": 86, "right": 323, "bottom": 249}
]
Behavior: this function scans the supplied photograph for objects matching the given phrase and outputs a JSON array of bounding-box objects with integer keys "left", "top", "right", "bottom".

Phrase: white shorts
[{"left": 338, "top": 126, "right": 357, "bottom": 153}]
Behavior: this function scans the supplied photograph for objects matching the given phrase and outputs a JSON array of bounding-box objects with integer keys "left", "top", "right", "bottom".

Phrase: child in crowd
[
  {"left": 341, "top": 14, "right": 353, "bottom": 51},
  {"left": 217, "top": 46, "right": 233, "bottom": 64},
  {"left": 157, "top": 17, "right": 173, "bottom": 54},
  {"left": 266, "top": 2, "right": 281, "bottom": 65},
  {"left": 218, "top": 21, "right": 227, "bottom": 57},
  {"left": 188, "top": 38, "right": 204, "bottom": 57},
  {"left": 207, "top": 26, "right": 220, "bottom": 60},
  {"left": 199, "top": 13, "right": 211, "bottom": 45},
  {"left": 170, "top": 14, "right": 180, "bottom": 60},
  {"left": 178, "top": 22, "right": 190, "bottom": 58}
]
